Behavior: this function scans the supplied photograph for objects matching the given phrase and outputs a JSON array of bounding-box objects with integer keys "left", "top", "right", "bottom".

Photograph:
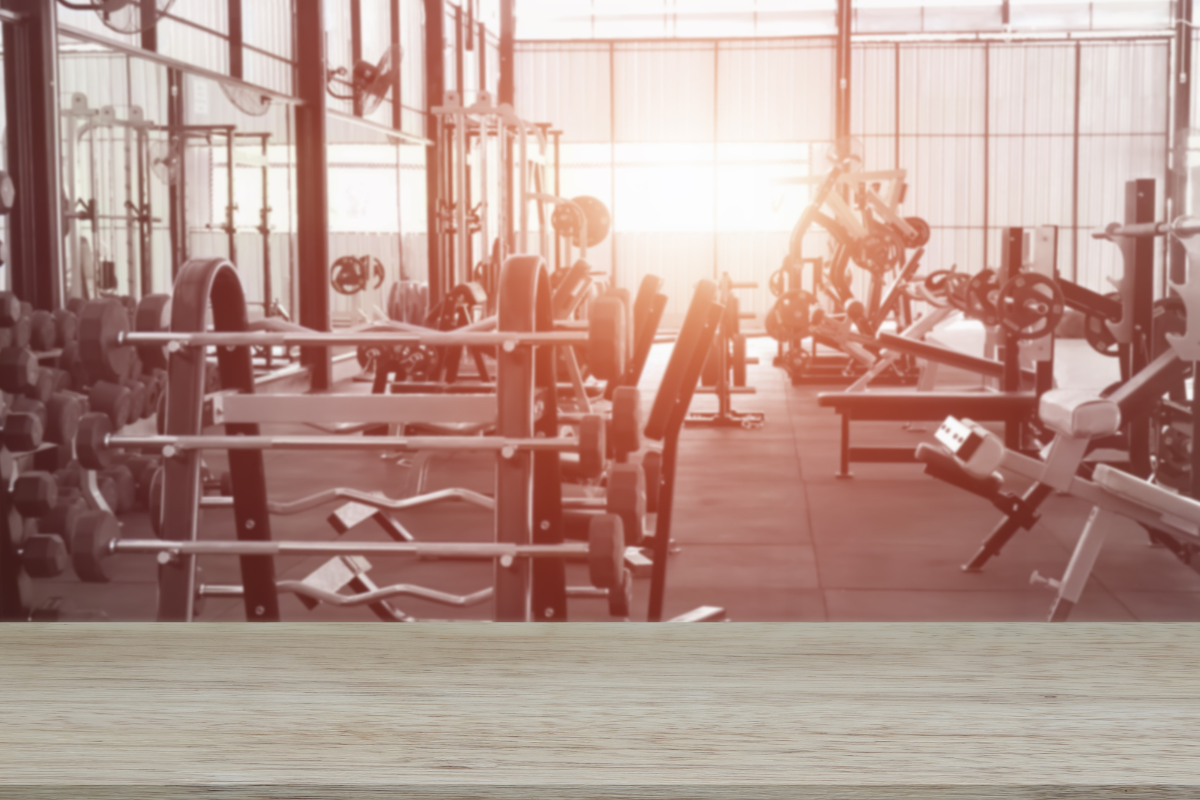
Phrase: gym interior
[{"left": 0, "top": 0, "right": 1196, "bottom": 624}]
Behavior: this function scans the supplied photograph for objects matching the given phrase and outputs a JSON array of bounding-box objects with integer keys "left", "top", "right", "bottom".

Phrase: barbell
[
  {"left": 71, "top": 511, "right": 629, "bottom": 591},
  {"left": 1092, "top": 217, "right": 1200, "bottom": 240},
  {"left": 76, "top": 411, "right": 609, "bottom": 479},
  {"left": 78, "top": 294, "right": 628, "bottom": 384}
]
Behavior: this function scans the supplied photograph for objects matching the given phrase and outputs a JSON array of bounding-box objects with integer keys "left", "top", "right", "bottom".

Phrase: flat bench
[
  {"left": 818, "top": 390, "right": 1039, "bottom": 476},
  {"left": 1, "top": 624, "right": 1198, "bottom": 799}
]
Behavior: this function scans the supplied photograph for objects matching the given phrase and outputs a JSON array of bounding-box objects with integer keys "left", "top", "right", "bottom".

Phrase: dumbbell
[
  {"left": 588, "top": 514, "right": 632, "bottom": 617},
  {"left": 17, "top": 530, "right": 70, "bottom": 579},
  {"left": 0, "top": 346, "right": 39, "bottom": 395},
  {"left": 11, "top": 308, "right": 32, "bottom": 350},
  {"left": 29, "top": 310, "right": 57, "bottom": 352},
  {"left": 2, "top": 411, "right": 43, "bottom": 452},
  {"left": 121, "top": 378, "right": 147, "bottom": 421},
  {"left": 72, "top": 509, "right": 628, "bottom": 589},
  {"left": 605, "top": 459, "right": 646, "bottom": 547},
  {"left": 95, "top": 473, "right": 120, "bottom": 515},
  {"left": 100, "top": 464, "right": 137, "bottom": 514},
  {"left": 123, "top": 455, "right": 160, "bottom": 509},
  {"left": 10, "top": 396, "right": 47, "bottom": 435},
  {"left": 13, "top": 471, "right": 58, "bottom": 518},
  {"left": 608, "top": 386, "right": 642, "bottom": 460},
  {"left": 22, "top": 367, "right": 60, "bottom": 404},
  {"left": 40, "top": 495, "right": 88, "bottom": 553},
  {"left": 89, "top": 380, "right": 132, "bottom": 429},
  {"left": 54, "top": 309, "right": 78, "bottom": 348},
  {"left": 32, "top": 443, "right": 73, "bottom": 472},
  {"left": 59, "top": 341, "right": 89, "bottom": 392},
  {"left": 45, "top": 392, "right": 84, "bottom": 445}
]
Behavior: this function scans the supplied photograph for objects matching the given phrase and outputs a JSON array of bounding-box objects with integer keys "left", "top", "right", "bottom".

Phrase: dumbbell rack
[{"left": 687, "top": 273, "right": 763, "bottom": 429}]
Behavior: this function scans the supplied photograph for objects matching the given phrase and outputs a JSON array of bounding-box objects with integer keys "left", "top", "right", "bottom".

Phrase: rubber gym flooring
[{"left": 30, "top": 336, "right": 1200, "bottom": 622}]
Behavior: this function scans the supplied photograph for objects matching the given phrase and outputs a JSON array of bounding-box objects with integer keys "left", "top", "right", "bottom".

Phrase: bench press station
[
  {"left": 818, "top": 226, "right": 1059, "bottom": 477},
  {"left": 922, "top": 213, "right": 1200, "bottom": 620}
]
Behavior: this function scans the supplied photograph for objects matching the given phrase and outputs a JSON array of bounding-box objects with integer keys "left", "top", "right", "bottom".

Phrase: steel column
[
  {"left": 425, "top": 0, "right": 445, "bottom": 303},
  {"left": 228, "top": 0, "right": 244, "bottom": 80},
  {"left": 2, "top": 0, "right": 63, "bottom": 309},
  {"left": 295, "top": 0, "right": 332, "bottom": 389},
  {"left": 1171, "top": 0, "right": 1193, "bottom": 286},
  {"left": 390, "top": 0, "right": 402, "bottom": 130},
  {"left": 834, "top": 0, "right": 851, "bottom": 151}
]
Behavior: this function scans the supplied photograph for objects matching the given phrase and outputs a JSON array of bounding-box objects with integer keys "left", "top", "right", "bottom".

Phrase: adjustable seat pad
[{"left": 1038, "top": 389, "right": 1121, "bottom": 439}]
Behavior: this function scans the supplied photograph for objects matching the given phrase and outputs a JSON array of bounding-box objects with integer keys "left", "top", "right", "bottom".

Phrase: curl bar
[{"left": 72, "top": 513, "right": 627, "bottom": 591}]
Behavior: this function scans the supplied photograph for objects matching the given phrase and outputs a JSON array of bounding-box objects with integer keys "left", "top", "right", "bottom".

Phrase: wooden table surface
[{"left": 0, "top": 623, "right": 1197, "bottom": 799}]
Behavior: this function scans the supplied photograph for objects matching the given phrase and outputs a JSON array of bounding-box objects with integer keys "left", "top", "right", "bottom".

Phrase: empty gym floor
[{"left": 32, "top": 336, "right": 1200, "bottom": 623}]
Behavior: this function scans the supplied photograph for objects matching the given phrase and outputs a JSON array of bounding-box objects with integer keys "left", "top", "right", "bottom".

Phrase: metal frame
[{"left": 3, "top": 0, "right": 64, "bottom": 308}]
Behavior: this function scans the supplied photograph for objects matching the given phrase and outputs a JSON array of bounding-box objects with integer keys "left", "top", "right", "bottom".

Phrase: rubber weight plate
[
  {"left": 71, "top": 510, "right": 121, "bottom": 582},
  {"left": 610, "top": 386, "right": 643, "bottom": 457},
  {"left": 79, "top": 299, "right": 134, "bottom": 383},
  {"left": 606, "top": 462, "right": 646, "bottom": 547},
  {"left": 587, "top": 295, "right": 627, "bottom": 382},
  {"left": 587, "top": 513, "right": 625, "bottom": 590},
  {"left": 134, "top": 294, "right": 171, "bottom": 370},
  {"left": 577, "top": 414, "right": 606, "bottom": 480}
]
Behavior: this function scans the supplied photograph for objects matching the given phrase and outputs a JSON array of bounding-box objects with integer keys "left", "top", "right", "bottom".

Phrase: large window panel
[
  {"left": 516, "top": 44, "right": 612, "bottom": 143},
  {"left": 614, "top": 43, "right": 715, "bottom": 143},
  {"left": 717, "top": 40, "right": 834, "bottom": 143}
]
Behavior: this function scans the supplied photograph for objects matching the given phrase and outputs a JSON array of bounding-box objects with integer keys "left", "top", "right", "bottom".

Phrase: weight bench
[
  {"left": 817, "top": 390, "right": 1038, "bottom": 477},
  {"left": 920, "top": 373, "right": 1200, "bottom": 620}
]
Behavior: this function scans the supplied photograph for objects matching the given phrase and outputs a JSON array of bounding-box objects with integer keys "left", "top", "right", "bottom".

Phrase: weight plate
[
  {"left": 996, "top": 272, "right": 1065, "bottom": 341},
  {"left": 134, "top": 294, "right": 172, "bottom": 370},
  {"left": 902, "top": 216, "right": 931, "bottom": 248},
  {"left": 79, "top": 299, "right": 134, "bottom": 384},
  {"left": 965, "top": 270, "right": 1000, "bottom": 326},
  {"left": 1085, "top": 291, "right": 1122, "bottom": 358}
]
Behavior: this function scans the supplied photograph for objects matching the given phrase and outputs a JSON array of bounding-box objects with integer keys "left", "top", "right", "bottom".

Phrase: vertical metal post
[
  {"left": 894, "top": 42, "right": 900, "bottom": 170},
  {"left": 454, "top": 4, "right": 464, "bottom": 97},
  {"left": 1127, "top": 178, "right": 1157, "bottom": 477},
  {"left": 712, "top": 41, "right": 719, "bottom": 282},
  {"left": 390, "top": 0, "right": 402, "bottom": 130},
  {"left": 478, "top": 22, "right": 487, "bottom": 90},
  {"left": 1001, "top": 227, "right": 1022, "bottom": 451},
  {"left": 140, "top": 0, "right": 157, "bottom": 50},
  {"left": 499, "top": 0, "right": 514, "bottom": 106},
  {"left": 983, "top": 42, "right": 991, "bottom": 272},
  {"left": 834, "top": 0, "right": 851, "bottom": 151},
  {"left": 1071, "top": 41, "right": 1081, "bottom": 283},
  {"left": 295, "top": 0, "right": 332, "bottom": 389},
  {"left": 500, "top": 0, "right": 515, "bottom": 256},
  {"left": 168, "top": 69, "right": 187, "bottom": 278},
  {"left": 609, "top": 41, "right": 617, "bottom": 285},
  {"left": 351, "top": 0, "right": 363, "bottom": 116},
  {"left": 2, "top": 0, "right": 63, "bottom": 309},
  {"left": 425, "top": 0, "right": 445, "bottom": 304},
  {"left": 228, "top": 0, "right": 244, "bottom": 80},
  {"left": 1171, "top": 0, "right": 1194, "bottom": 287}
]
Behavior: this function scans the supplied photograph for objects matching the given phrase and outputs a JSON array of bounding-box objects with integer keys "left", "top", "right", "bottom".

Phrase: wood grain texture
[{"left": 0, "top": 623, "right": 1198, "bottom": 799}]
